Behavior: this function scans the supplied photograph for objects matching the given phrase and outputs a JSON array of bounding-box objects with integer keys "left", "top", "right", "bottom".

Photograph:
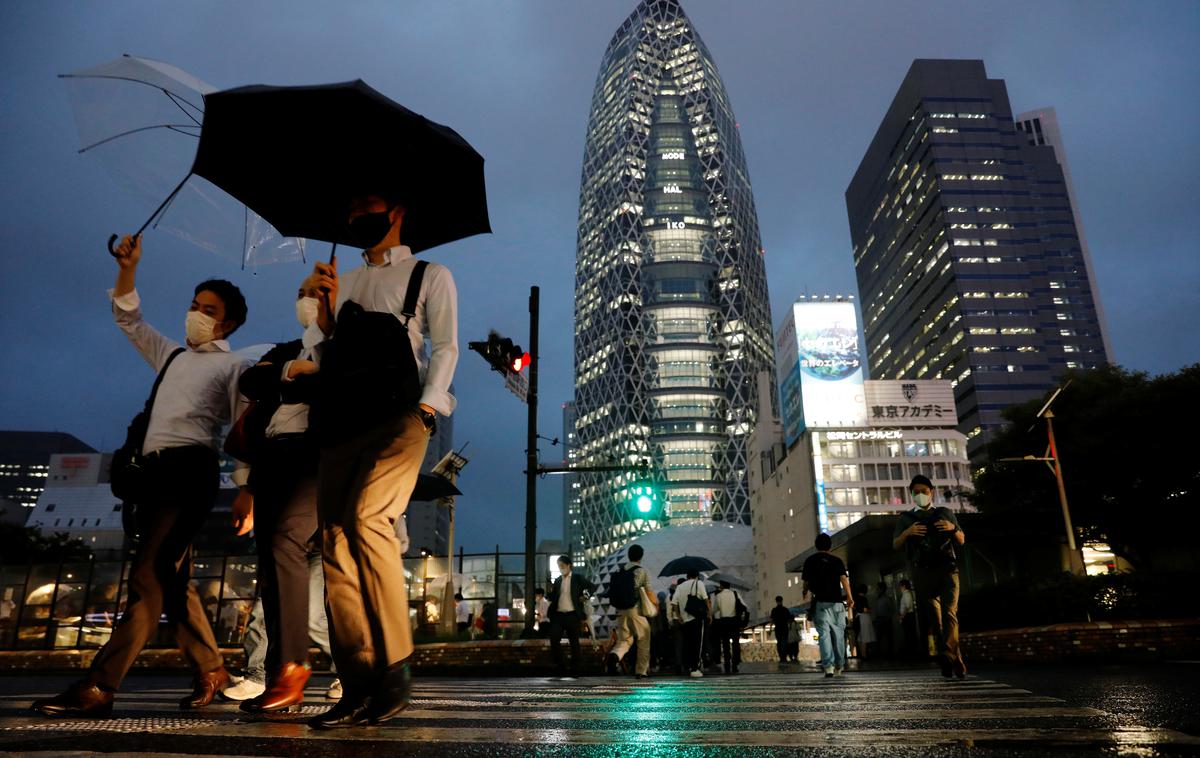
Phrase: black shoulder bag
[
  {"left": 110, "top": 347, "right": 185, "bottom": 506},
  {"left": 310, "top": 261, "right": 429, "bottom": 446}
]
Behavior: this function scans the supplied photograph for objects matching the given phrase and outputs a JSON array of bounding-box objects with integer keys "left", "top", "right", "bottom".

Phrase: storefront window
[{"left": 825, "top": 441, "right": 857, "bottom": 458}]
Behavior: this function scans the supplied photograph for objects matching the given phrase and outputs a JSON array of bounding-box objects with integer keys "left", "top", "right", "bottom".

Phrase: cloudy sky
[{"left": 1, "top": 0, "right": 1196, "bottom": 552}]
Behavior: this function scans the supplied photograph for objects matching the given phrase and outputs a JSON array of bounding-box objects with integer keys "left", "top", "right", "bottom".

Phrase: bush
[{"left": 960, "top": 570, "right": 1197, "bottom": 631}]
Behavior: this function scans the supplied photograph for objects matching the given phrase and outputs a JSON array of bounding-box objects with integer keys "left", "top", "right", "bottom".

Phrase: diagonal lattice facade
[{"left": 573, "top": 0, "right": 776, "bottom": 565}]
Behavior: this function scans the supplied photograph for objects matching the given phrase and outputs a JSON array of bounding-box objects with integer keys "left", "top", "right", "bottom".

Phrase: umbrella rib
[
  {"left": 163, "top": 89, "right": 203, "bottom": 126},
  {"left": 59, "top": 73, "right": 207, "bottom": 115},
  {"left": 78, "top": 124, "right": 199, "bottom": 154}
]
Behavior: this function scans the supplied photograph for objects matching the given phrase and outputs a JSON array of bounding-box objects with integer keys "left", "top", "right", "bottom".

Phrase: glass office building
[
  {"left": 573, "top": 0, "right": 775, "bottom": 562},
  {"left": 845, "top": 60, "right": 1108, "bottom": 460}
]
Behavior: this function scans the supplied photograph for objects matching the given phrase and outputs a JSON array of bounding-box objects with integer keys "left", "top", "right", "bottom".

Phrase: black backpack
[
  {"left": 733, "top": 591, "right": 751, "bottom": 627},
  {"left": 609, "top": 566, "right": 639, "bottom": 610},
  {"left": 310, "top": 261, "right": 428, "bottom": 445}
]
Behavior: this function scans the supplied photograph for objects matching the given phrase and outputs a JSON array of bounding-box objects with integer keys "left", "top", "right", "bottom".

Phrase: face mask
[
  {"left": 346, "top": 210, "right": 393, "bottom": 249},
  {"left": 913, "top": 493, "right": 932, "bottom": 509},
  {"left": 295, "top": 296, "right": 320, "bottom": 328},
  {"left": 186, "top": 310, "right": 219, "bottom": 346}
]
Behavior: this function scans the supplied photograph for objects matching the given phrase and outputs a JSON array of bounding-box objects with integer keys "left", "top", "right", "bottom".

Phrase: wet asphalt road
[{"left": 0, "top": 661, "right": 1196, "bottom": 756}]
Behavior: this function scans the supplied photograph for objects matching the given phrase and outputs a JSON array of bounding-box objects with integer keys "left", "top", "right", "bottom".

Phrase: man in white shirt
[
  {"left": 454, "top": 593, "right": 471, "bottom": 635},
  {"left": 33, "top": 234, "right": 248, "bottom": 717},
  {"left": 226, "top": 281, "right": 332, "bottom": 713},
  {"left": 670, "top": 569, "right": 710, "bottom": 677},
  {"left": 534, "top": 588, "right": 550, "bottom": 634},
  {"left": 607, "top": 544, "right": 655, "bottom": 678},
  {"left": 547, "top": 556, "right": 596, "bottom": 675},
  {"left": 301, "top": 194, "right": 457, "bottom": 730},
  {"left": 711, "top": 580, "right": 743, "bottom": 674}
]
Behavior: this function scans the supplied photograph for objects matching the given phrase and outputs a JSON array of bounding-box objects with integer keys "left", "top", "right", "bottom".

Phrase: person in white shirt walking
[
  {"left": 710, "top": 580, "right": 743, "bottom": 674},
  {"left": 33, "top": 234, "right": 249, "bottom": 717},
  {"left": 670, "top": 569, "right": 710, "bottom": 677},
  {"left": 301, "top": 193, "right": 458, "bottom": 729},
  {"left": 606, "top": 545, "right": 656, "bottom": 678}
]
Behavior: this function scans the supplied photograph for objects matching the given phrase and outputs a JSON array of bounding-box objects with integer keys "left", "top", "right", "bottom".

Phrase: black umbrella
[
  {"left": 191, "top": 80, "right": 490, "bottom": 253},
  {"left": 411, "top": 473, "right": 462, "bottom": 503},
  {"left": 658, "top": 555, "right": 719, "bottom": 578}
]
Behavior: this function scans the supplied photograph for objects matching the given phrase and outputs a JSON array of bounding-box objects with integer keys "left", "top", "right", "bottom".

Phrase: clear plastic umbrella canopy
[{"left": 60, "top": 54, "right": 305, "bottom": 268}]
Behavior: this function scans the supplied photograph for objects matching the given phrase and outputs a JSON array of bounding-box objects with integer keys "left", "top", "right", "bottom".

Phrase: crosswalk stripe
[{"left": 391, "top": 706, "right": 1102, "bottom": 721}]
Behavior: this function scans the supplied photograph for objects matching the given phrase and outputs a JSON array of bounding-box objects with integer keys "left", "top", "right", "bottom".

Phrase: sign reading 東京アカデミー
[{"left": 863, "top": 380, "right": 958, "bottom": 427}]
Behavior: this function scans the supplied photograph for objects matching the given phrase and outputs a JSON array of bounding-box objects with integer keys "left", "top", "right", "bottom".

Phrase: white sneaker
[
  {"left": 221, "top": 678, "right": 265, "bottom": 701},
  {"left": 689, "top": 670, "right": 703, "bottom": 678},
  {"left": 325, "top": 678, "right": 343, "bottom": 701},
  {"left": 833, "top": 667, "right": 842, "bottom": 677}
]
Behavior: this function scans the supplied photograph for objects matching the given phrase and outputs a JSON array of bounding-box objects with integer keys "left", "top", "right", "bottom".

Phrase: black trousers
[
  {"left": 714, "top": 618, "right": 741, "bottom": 671},
  {"left": 248, "top": 435, "right": 319, "bottom": 676},
  {"left": 547, "top": 612, "right": 582, "bottom": 671},
  {"left": 682, "top": 619, "right": 704, "bottom": 672},
  {"left": 774, "top": 628, "right": 789, "bottom": 662},
  {"left": 90, "top": 446, "right": 222, "bottom": 690}
]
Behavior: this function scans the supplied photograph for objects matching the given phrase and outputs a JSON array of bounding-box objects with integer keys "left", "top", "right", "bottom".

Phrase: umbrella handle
[{"left": 107, "top": 234, "right": 120, "bottom": 257}]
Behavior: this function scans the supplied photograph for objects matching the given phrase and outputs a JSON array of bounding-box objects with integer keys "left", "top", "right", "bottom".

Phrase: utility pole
[
  {"left": 998, "top": 381, "right": 1086, "bottom": 575},
  {"left": 523, "top": 286, "right": 539, "bottom": 636},
  {"left": 1044, "top": 409, "right": 1085, "bottom": 575}
]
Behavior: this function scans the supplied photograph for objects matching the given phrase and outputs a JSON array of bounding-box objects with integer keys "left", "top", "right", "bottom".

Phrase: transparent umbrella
[{"left": 60, "top": 54, "right": 305, "bottom": 268}]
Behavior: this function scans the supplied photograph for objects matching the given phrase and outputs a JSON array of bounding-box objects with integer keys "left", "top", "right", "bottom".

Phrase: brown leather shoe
[
  {"left": 180, "top": 667, "right": 231, "bottom": 709},
  {"left": 31, "top": 681, "right": 114, "bottom": 718},
  {"left": 241, "top": 662, "right": 311, "bottom": 713}
]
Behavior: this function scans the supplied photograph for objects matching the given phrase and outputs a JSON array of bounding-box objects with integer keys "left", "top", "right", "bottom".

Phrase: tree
[
  {"left": 0, "top": 523, "right": 93, "bottom": 564},
  {"left": 970, "top": 363, "right": 1200, "bottom": 571}
]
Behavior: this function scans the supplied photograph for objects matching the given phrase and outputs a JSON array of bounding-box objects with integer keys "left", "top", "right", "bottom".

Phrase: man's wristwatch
[{"left": 417, "top": 408, "right": 437, "bottom": 431}]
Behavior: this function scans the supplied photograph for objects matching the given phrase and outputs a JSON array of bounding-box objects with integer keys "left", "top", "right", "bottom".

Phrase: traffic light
[
  {"left": 468, "top": 331, "right": 529, "bottom": 375},
  {"left": 627, "top": 481, "right": 663, "bottom": 521}
]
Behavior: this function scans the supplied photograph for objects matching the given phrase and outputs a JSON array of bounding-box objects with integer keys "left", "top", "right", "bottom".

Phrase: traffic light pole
[{"left": 523, "top": 286, "right": 539, "bottom": 637}]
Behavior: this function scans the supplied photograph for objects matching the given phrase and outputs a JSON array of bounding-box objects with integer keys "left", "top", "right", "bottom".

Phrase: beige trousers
[
  {"left": 319, "top": 411, "right": 429, "bottom": 696},
  {"left": 611, "top": 608, "right": 651, "bottom": 675}
]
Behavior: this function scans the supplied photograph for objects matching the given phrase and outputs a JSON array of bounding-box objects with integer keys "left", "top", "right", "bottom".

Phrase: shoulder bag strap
[
  {"left": 146, "top": 348, "right": 186, "bottom": 415},
  {"left": 137, "top": 347, "right": 185, "bottom": 454},
  {"left": 399, "top": 260, "right": 430, "bottom": 328}
]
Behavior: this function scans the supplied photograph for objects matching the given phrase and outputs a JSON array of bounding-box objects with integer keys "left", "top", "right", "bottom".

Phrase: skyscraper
[
  {"left": 573, "top": 0, "right": 775, "bottom": 563},
  {"left": 846, "top": 60, "right": 1108, "bottom": 459},
  {"left": 1015, "top": 107, "right": 1114, "bottom": 362}
]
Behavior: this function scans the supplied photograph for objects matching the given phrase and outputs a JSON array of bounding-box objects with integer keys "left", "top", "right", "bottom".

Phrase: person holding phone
[{"left": 893, "top": 474, "right": 967, "bottom": 679}]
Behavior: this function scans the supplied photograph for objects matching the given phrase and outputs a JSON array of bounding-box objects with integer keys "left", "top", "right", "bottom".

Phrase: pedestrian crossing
[{"left": 1, "top": 670, "right": 1197, "bottom": 753}]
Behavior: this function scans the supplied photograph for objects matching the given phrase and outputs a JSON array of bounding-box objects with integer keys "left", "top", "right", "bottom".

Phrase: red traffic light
[{"left": 511, "top": 352, "right": 531, "bottom": 372}]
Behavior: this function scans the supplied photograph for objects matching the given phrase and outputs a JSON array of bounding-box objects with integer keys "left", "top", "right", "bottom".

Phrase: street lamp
[{"left": 997, "top": 381, "right": 1086, "bottom": 575}]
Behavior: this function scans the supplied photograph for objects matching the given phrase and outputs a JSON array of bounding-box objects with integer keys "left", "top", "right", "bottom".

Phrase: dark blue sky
[{"left": 1, "top": 1, "right": 1197, "bottom": 552}]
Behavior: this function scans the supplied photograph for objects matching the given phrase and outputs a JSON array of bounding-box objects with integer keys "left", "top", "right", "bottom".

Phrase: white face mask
[
  {"left": 913, "top": 492, "right": 932, "bottom": 509},
  {"left": 186, "top": 310, "right": 219, "bottom": 346},
  {"left": 295, "top": 296, "right": 320, "bottom": 328}
]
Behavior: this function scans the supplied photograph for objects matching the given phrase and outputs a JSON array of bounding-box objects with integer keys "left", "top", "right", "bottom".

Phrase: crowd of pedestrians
[{"left": 32, "top": 192, "right": 456, "bottom": 726}]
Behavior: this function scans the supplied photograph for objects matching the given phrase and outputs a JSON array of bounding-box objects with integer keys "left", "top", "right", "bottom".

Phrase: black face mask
[{"left": 346, "top": 210, "right": 393, "bottom": 249}]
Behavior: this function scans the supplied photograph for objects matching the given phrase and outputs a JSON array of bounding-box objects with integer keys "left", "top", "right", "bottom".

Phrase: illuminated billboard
[{"left": 781, "top": 300, "right": 867, "bottom": 433}]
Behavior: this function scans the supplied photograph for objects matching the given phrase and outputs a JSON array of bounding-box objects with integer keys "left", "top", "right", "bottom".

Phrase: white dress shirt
[
  {"left": 671, "top": 578, "right": 708, "bottom": 624},
  {"left": 557, "top": 573, "right": 574, "bottom": 613},
  {"left": 712, "top": 588, "right": 737, "bottom": 620},
  {"left": 265, "top": 344, "right": 316, "bottom": 438},
  {"left": 111, "top": 289, "right": 250, "bottom": 485},
  {"left": 455, "top": 600, "right": 470, "bottom": 624},
  {"left": 304, "top": 245, "right": 458, "bottom": 416}
]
